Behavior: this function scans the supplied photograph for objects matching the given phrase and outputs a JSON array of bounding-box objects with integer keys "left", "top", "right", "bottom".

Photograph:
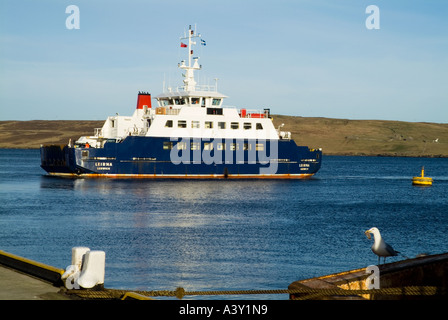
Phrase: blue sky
[{"left": 1, "top": 0, "right": 447, "bottom": 122}]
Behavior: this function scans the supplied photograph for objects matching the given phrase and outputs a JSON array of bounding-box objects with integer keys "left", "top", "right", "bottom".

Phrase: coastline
[{"left": 1, "top": 117, "right": 447, "bottom": 157}]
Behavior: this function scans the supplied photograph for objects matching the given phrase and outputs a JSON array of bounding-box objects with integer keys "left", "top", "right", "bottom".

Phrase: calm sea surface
[{"left": 1, "top": 149, "right": 447, "bottom": 299}]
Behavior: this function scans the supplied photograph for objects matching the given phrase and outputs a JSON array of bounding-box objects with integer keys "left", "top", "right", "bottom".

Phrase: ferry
[{"left": 40, "top": 26, "right": 322, "bottom": 179}]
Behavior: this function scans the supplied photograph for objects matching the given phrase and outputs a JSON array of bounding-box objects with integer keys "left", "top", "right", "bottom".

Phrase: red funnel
[{"left": 136, "top": 92, "right": 151, "bottom": 109}]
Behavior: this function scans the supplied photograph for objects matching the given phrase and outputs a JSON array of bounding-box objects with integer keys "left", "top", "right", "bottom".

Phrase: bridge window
[
  {"left": 165, "top": 120, "right": 173, "bottom": 128},
  {"left": 230, "top": 122, "right": 239, "bottom": 129},
  {"left": 159, "top": 99, "right": 170, "bottom": 106},
  {"left": 205, "top": 121, "right": 213, "bottom": 129},
  {"left": 206, "top": 107, "right": 223, "bottom": 115},
  {"left": 243, "top": 122, "right": 252, "bottom": 130},
  {"left": 256, "top": 123, "right": 263, "bottom": 130},
  {"left": 218, "top": 122, "right": 226, "bottom": 129},
  {"left": 178, "top": 120, "right": 187, "bottom": 128},
  {"left": 212, "top": 98, "right": 221, "bottom": 106},
  {"left": 174, "top": 98, "right": 185, "bottom": 105}
]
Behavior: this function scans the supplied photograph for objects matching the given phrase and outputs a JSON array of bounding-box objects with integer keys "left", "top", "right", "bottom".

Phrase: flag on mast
[
  {"left": 201, "top": 39, "right": 206, "bottom": 46},
  {"left": 180, "top": 42, "right": 187, "bottom": 48}
]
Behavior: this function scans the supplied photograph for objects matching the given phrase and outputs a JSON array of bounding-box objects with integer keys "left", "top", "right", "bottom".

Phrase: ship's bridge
[{"left": 155, "top": 89, "right": 227, "bottom": 109}]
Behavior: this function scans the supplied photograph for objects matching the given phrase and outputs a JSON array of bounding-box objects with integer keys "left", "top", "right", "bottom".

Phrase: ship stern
[{"left": 40, "top": 144, "right": 77, "bottom": 176}]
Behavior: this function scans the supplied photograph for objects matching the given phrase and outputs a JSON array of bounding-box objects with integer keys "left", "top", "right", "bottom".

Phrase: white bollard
[
  {"left": 62, "top": 247, "right": 90, "bottom": 289},
  {"left": 77, "top": 250, "right": 106, "bottom": 289},
  {"left": 72, "top": 246, "right": 90, "bottom": 268}
]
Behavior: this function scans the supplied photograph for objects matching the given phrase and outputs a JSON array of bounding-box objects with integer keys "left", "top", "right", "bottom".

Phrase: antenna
[
  {"left": 179, "top": 25, "right": 203, "bottom": 92},
  {"left": 214, "top": 78, "right": 219, "bottom": 91}
]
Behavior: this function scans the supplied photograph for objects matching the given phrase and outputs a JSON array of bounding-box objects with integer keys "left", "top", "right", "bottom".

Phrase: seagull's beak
[{"left": 365, "top": 230, "right": 372, "bottom": 240}]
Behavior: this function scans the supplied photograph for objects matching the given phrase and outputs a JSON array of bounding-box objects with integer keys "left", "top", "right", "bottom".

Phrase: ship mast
[{"left": 179, "top": 25, "right": 202, "bottom": 92}]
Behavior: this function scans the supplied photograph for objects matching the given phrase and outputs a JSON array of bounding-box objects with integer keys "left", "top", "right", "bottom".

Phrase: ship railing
[
  {"left": 278, "top": 131, "right": 291, "bottom": 140},
  {"left": 94, "top": 128, "right": 103, "bottom": 137},
  {"left": 139, "top": 127, "right": 149, "bottom": 135},
  {"left": 223, "top": 105, "right": 270, "bottom": 119},
  {"left": 234, "top": 107, "right": 271, "bottom": 119},
  {"left": 125, "top": 127, "right": 148, "bottom": 136},
  {"left": 168, "top": 84, "right": 218, "bottom": 93},
  {"left": 167, "top": 108, "right": 181, "bottom": 115},
  {"left": 155, "top": 107, "right": 181, "bottom": 115}
]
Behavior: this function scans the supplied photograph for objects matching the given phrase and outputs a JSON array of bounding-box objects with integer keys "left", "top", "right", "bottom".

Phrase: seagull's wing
[{"left": 385, "top": 242, "right": 398, "bottom": 256}]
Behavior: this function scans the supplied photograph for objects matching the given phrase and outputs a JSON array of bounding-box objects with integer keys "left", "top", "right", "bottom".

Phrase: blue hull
[{"left": 40, "top": 137, "right": 321, "bottom": 178}]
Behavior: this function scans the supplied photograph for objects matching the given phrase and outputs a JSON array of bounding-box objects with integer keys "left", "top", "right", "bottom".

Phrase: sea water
[{"left": 0, "top": 149, "right": 447, "bottom": 299}]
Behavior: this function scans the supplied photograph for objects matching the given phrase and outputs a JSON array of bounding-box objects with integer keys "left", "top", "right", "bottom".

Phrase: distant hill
[
  {"left": 0, "top": 120, "right": 103, "bottom": 150},
  {"left": 272, "top": 115, "right": 448, "bottom": 157},
  {"left": 1, "top": 117, "right": 447, "bottom": 157}
]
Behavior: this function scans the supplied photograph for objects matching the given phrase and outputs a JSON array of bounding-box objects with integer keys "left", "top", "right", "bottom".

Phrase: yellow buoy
[{"left": 412, "top": 166, "right": 433, "bottom": 186}]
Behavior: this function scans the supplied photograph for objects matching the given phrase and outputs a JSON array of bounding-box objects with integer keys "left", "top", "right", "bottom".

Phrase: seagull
[{"left": 365, "top": 227, "right": 399, "bottom": 264}]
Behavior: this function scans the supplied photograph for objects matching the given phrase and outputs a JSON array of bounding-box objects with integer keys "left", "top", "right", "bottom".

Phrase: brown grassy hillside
[
  {"left": 1, "top": 117, "right": 447, "bottom": 157},
  {"left": 0, "top": 120, "right": 103, "bottom": 149},
  {"left": 272, "top": 115, "right": 448, "bottom": 157}
]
